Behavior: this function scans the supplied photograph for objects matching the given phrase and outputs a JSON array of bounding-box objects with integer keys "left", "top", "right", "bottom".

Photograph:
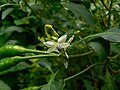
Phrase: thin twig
[
  {"left": 100, "top": 0, "right": 109, "bottom": 10},
  {"left": 108, "top": 53, "right": 120, "bottom": 59},
  {"left": 64, "top": 63, "right": 103, "bottom": 81},
  {"left": 20, "top": 84, "right": 46, "bottom": 90},
  {"left": 68, "top": 50, "right": 94, "bottom": 58},
  {"left": 0, "top": 3, "right": 18, "bottom": 9},
  {"left": 23, "top": 1, "right": 41, "bottom": 21}
]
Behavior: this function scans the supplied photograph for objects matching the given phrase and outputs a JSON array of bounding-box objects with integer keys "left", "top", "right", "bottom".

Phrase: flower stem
[
  {"left": 24, "top": 49, "right": 49, "bottom": 54},
  {"left": 16, "top": 53, "right": 60, "bottom": 60}
]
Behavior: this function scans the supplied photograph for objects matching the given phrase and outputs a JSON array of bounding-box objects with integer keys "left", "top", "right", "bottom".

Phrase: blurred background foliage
[{"left": 0, "top": 0, "right": 120, "bottom": 90}]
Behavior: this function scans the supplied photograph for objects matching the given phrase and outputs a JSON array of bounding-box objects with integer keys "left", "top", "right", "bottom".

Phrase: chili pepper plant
[{"left": 0, "top": 0, "right": 120, "bottom": 90}]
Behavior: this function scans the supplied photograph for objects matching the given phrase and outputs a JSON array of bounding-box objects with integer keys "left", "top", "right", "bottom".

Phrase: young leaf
[
  {"left": 0, "top": 80, "right": 11, "bottom": 90},
  {"left": 2, "top": 8, "right": 14, "bottom": 20},
  {"left": 88, "top": 40, "right": 106, "bottom": 60},
  {"left": 62, "top": 2, "right": 95, "bottom": 25}
]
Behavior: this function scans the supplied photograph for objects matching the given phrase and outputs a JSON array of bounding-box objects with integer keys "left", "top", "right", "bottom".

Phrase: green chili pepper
[
  {"left": 0, "top": 57, "right": 20, "bottom": 71},
  {"left": 0, "top": 45, "right": 47, "bottom": 57},
  {"left": 0, "top": 53, "right": 59, "bottom": 71}
]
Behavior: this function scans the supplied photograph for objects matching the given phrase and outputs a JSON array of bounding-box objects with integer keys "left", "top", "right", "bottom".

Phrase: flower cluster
[{"left": 43, "top": 35, "right": 74, "bottom": 53}]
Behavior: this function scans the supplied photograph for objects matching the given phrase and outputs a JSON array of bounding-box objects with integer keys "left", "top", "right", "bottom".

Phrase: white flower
[{"left": 43, "top": 35, "right": 74, "bottom": 53}]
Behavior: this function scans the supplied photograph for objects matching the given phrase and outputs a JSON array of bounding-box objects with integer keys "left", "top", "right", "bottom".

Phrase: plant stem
[
  {"left": 20, "top": 84, "right": 46, "bottom": 90},
  {"left": 44, "top": 26, "right": 51, "bottom": 40},
  {"left": 23, "top": 1, "right": 41, "bottom": 20},
  {"left": 0, "top": 3, "right": 18, "bottom": 9},
  {"left": 64, "top": 63, "right": 102, "bottom": 81},
  {"left": 68, "top": 50, "right": 94, "bottom": 58},
  {"left": 71, "top": 34, "right": 98, "bottom": 47},
  {"left": 100, "top": 0, "right": 109, "bottom": 10},
  {"left": 108, "top": 64, "right": 120, "bottom": 74},
  {"left": 16, "top": 53, "right": 60, "bottom": 60},
  {"left": 25, "top": 49, "right": 49, "bottom": 54},
  {"left": 108, "top": 53, "right": 120, "bottom": 59}
]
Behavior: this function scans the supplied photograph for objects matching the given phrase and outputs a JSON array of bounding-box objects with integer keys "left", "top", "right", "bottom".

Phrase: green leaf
[
  {"left": 97, "top": 38, "right": 110, "bottom": 57},
  {"left": 3, "top": 26, "right": 24, "bottom": 33},
  {"left": 0, "top": 33, "right": 12, "bottom": 47},
  {"left": 2, "top": 8, "right": 14, "bottom": 20},
  {"left": 101, "top": 69, "right": 117, "bottom": 90},
  {"left": 0, "top": 26, "right": 24, "bottom": 46},
  {"left": 39, "top": 59, "right": 53, "bottom": 73},
  {"left": 40, "top": 71, "right": 64, "bottom": 90},
  {"left": 41, "top": 79, "right": 64, "bottom": 90},
  {"left": 110, "top": 44, "right": 120, "bottom": 53},
  {"left": 88, "top": 40, "right": 106, "bottom": 60},
  {"left": 14, "top": 17, "right": 30, "bottom": 25},
  {"left": 62, "top": 2, "right": 95, "bottom": 25},
  {"left": 0, "top": 62, "right": 29, "bottom": 75},
  {"left": 4, "top": 40, "right": 18, "bottom": 45},
  {"left": 31, "top": 4, "right": 44, "bottom": 10},
  {"left": 0, "top": 80, "right": 11, "bottom": 90},
  {"left": 99, "top": 28, "right": 120, "bottom": 42},
  {"left": 80, "top": 27, "right": 120, "bottom": 43}
]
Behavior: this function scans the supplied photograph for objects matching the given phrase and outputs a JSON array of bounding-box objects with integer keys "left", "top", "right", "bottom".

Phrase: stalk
[
  {"left": 64, "top": 63, "right": 103, "bottom": 81},
  {"left": 16, "top": 53, "right": 60, "bottom": 60},
  {"left": 23, "top": 48, "right": 48, "bottom": 54}
]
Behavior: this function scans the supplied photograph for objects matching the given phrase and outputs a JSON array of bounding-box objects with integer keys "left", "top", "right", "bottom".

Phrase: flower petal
[
  {"left": 58, "top": 35, "right": 67, "bottom": 43},
  {"left": 47, "top": 47, "right": 59, "bottom": 53},
  {"left": 43, "top": 41, "right": 56, "bottom": 47},
  {"left": 67, "top": 35, "right": 74, "bottom": 44},
  {"left": 59, "top": 43, "right": 69, "bottom": 48}
]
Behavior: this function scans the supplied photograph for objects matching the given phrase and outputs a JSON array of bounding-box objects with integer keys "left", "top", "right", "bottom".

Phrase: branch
[
  {"left": 68, "top": 50, "right": 94, "bottom": 58},
  {"left": 100, "top": 0, "right": 109, "bottom": 10},
  {"left": 23, "top": 1, "right": 41, "bottom": 20},
  {"left": 108, "top": 53, "right": 120, "bottom": 59},
  {"left": 64, "top": 63, "right": 103, "bottom": 81}
]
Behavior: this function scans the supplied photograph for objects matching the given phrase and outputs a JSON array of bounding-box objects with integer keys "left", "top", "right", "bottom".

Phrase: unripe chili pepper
[
  {"left": 0, "top": 45, "right": 47, "bottom": 57},
  {"left": 0, "top": 53, "right": 59, "bottom": 71},
  {"left": 0, "top": 57, "right": 21, "bottom": 71}
]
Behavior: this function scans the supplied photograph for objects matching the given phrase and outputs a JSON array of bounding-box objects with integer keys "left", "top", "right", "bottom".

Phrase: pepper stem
[{"left": 15, "top": 53, "right": 60, "bottom": 61}]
